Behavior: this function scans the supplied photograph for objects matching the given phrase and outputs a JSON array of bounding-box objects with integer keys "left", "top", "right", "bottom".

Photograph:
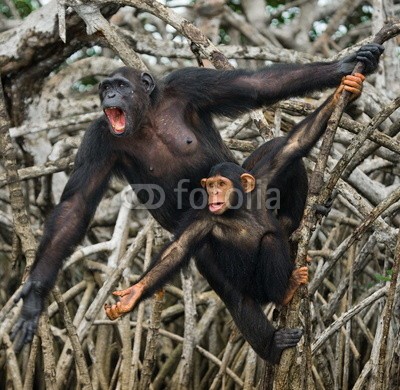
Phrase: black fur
[
  {"left": 115, "top": 78, "right": 370, "bottom": 363},
  {"left": 11, "top": 44, "right": 383, "bottom": 351}
]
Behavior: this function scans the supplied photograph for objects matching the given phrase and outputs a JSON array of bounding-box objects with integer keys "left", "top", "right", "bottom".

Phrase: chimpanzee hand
[
  {"left": 274, "top": 328, "right": 303, "bottom": 349},
  {"left": 10, "top": 280, "right": 46, "bottom": 351},
  {"left": 104, "top": 282, "right": 145, "bottom": 320},
  {"left": 267, "top": 328, "right": 303, "bottom": 364},
  {"left": 339, "top": 43, "right": 384, "bottom": 75}
]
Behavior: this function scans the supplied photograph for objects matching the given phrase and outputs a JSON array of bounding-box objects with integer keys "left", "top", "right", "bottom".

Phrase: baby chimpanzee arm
[
  {"left": 105, "top": 218, "right": 212, "bottom": 320},
  {"left": 251, "top": 73, "right": 365, "bottom": 183}
]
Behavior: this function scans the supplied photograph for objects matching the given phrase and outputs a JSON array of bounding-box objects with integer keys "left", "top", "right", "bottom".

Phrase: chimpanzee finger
[
  {"left": 104, "top": 303, "right": 112, "bottom": 316},
  {"left": 343, "top": 81, "right": 362, "bottom": 95},
  {"left": 297, "top": 267, "right": 309, "bottom": 277},
  {"left": 112, "top": 289, "right": 129, "bottom": 297},
  {"left": 359, "top": 43, "right": 385, "bottom": 54},
  {"left": 13, "top": 281, "right": 33, "bottom": 303},
  {"left": 13, "top": 333, "right": 25, "bottom": 353},
  {"left": 356, "top": 57, "right": 377, "bottom": 73},
  {"left": 275, "top": 328, "right": 303, "bottom": 348},
  {"left": 10, "top": 318, "right": 23, "bottom": 341},
  {"left": 357, "top": 44, "right": 384, "bottom": 71},
  {"left": 357, "top": 44, "right": 384, "bottom": 64},
  {"left": 26, "top": 315, "right": 38, "bottom": 343},
  {"left": 343, "top": 74, "right": 365, "bottom": 101},
  {"left": 283, "top": 329, "right": 303, "bottom": 347},
  {"left": 292, "top": 267, "right": 308, "bottom": 283},
  {"left": 104, "top": 303, "right": 120, "bottom": 320},
  {"left": 356, "top": 52, "right": 380, "bottom": 74},
  {"left": 104, "top": 304, "right": 113, "bottom": 320},
  {"left": 344, "top": 73, "right": 365, "bottom": 83},
  {"left": 12, "top": 322, "right": 29, "bottom": 352}
]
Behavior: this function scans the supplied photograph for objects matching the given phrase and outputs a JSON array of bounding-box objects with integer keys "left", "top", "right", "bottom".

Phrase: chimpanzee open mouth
[
  {"left": 104, "top": 107, "right": 126, "bottom": 135},
  {"left": 209, "top": 202, "right": 225, "bottom": 213}
]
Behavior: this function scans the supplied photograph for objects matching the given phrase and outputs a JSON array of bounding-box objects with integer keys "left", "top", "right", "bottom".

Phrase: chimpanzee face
[
  {"left": 201, "top": 175, "right": 234, "bottom": 214},
  {"left": 201, "top": 170, "right": 256, "bottom": 215},
  {"left": 99, "top": 69, "right": 155, "bottom": 137}
]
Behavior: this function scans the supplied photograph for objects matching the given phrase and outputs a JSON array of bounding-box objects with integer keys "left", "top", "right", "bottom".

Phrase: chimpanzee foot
[
  {"left": 291, "top": 267, "right": 308, "bottom": 286},
  {"left": 314, "top": 190, "right": 337, "bottom": 217},
  {"left": 281, "top": 267, "right": 309, "bottom": 305},
  {"left": 274, "top": 328, "right": 303, "bottom": 349},
  {"left": 314, "top": 203, "right": 331, "bottom": 217},
  {"left": 104, "top": 282, "right": 144, "bottom": 320}
]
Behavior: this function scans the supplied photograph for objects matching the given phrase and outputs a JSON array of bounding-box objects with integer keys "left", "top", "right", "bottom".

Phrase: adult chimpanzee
[
  {"left": 11, "top": 44, "right": 382, "bottom": 349},
  {"left": 103, "top": 74, "right": 365, "bottom": 363}
]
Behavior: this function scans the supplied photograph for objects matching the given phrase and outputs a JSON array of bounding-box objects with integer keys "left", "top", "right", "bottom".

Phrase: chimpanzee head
[
  {"left": 201, "top": 162, "right": 256, "bottom": 215},
  {"left": 99, "top": 67, "right": 156, "bottom": 137}
]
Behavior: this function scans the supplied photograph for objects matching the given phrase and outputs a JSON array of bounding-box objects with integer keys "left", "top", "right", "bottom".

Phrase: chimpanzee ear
[
  {"left": 201, "top": 178, "right": 207, "bottom": 188},
  {"left": 141, "top": 72, "right": 155, "bottom": 94},
  {"left": 240, "top": 173, "right": 256, "bottom": 193}
]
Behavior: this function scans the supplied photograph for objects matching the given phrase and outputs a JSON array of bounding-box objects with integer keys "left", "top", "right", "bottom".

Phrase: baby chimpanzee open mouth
[
  {"left": 104, "top": 107, "right": 126, "bottom": 134},
  {"left": 209, "top": 202, "right": 225, "bottom": 213}
]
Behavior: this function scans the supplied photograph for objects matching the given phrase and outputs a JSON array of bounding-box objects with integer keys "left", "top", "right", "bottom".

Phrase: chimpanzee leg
[{"left": 195, "top": 246, "right": 302, "bottom": 364}]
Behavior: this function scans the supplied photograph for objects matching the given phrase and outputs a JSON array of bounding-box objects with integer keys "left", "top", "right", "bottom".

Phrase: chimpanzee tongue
[{"left": 104, "top": 107, "right": 126, "bottom": 134}]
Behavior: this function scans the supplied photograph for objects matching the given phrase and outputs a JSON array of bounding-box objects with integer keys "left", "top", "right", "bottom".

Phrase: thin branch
[
  {"left": 311, "top": 286, "right": 387, "bottom": 353},
  {"left": 0, "top": 77, "right": 36, "bottom": 270},
  {"left": 374, "top": 230, "right": 400, "bottom": 389},
  {"left": 275, "top": 20, "right": 400, "bottom": 388},
  {"left": 323, "top": 95, "right": 400, "bottom": 201}
]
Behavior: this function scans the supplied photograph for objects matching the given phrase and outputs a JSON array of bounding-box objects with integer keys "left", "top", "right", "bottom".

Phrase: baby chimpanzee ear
[
  {"left": 240, "top": 173, "right": 256, "bottom": 193},
  {"left": 200, "top": 178, "right": 207, "bottom": 188}
]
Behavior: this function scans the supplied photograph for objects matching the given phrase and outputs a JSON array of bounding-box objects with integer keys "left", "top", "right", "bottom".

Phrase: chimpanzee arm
[
  {"left": 11, "top": 120, "right": 116, "bottom": 349},
  {"left": 251, "top": 73, "right": 365, "bottom": 183},
  {"left": 140, "top": 218, "right": 213, "bottom": 299},
  {"left": 195, "top": 245, "right": 302, "bottom": 364},
  {"left": 166, "top": 44, "right": 382, "bottom": 117},
  {"left": 104, "top": 217, "right": 213, "bottom": 320}
]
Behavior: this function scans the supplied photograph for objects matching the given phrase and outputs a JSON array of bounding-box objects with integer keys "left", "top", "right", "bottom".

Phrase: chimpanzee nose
[{"left": 107, "top": 92, "right": 116, "bottom": 99}]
